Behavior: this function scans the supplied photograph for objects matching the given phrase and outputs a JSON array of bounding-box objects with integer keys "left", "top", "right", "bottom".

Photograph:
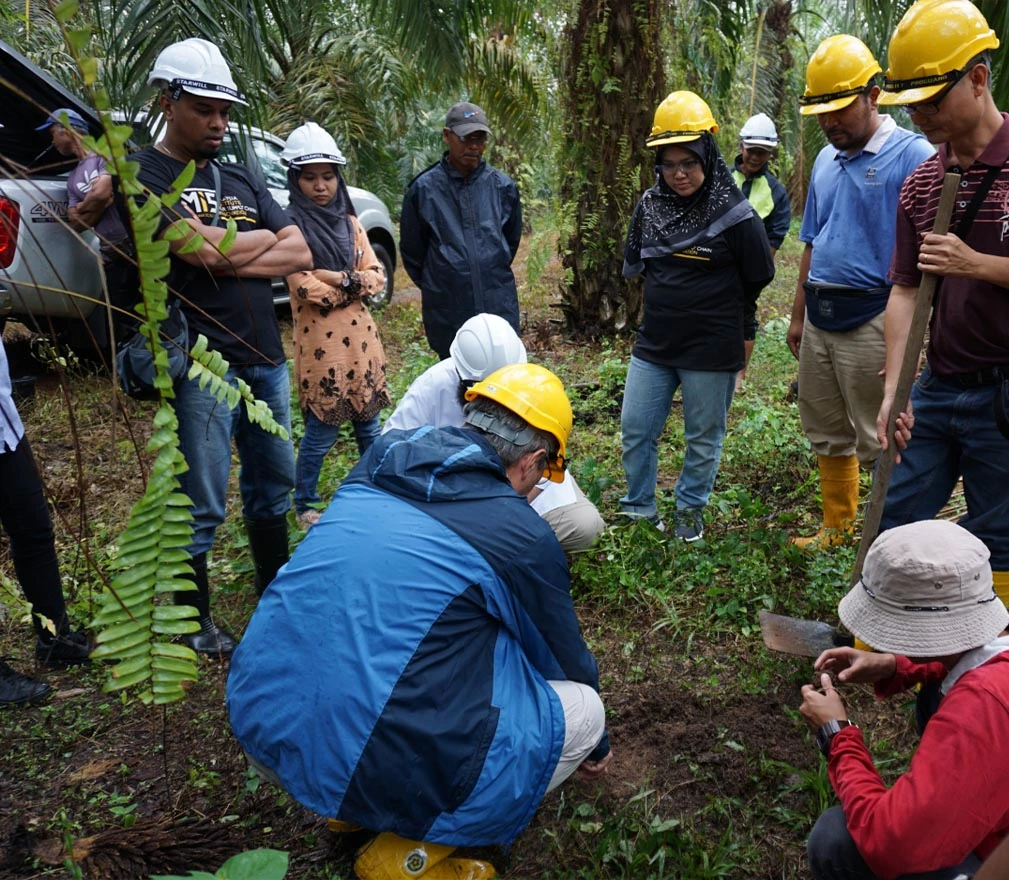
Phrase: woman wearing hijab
[
  {"left": 620, "top": 92, "right": 774, "bottom": 543},
  {"left": 282, "top": 123, "right": 391, "bottom": 530}
]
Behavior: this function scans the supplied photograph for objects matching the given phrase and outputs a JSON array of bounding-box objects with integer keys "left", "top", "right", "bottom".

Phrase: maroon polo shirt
[{"left": 890, "top": 112, "right": 1009, "bottom": 375}]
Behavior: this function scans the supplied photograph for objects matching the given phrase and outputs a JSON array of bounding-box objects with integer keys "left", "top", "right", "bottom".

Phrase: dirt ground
[{"left": 0, "top": 302, "right": 915, "bottom": 880}]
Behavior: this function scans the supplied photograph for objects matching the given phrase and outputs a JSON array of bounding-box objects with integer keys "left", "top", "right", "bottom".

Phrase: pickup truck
[{"left": 0, "top": 40, "right": 398, "bottom": 353}]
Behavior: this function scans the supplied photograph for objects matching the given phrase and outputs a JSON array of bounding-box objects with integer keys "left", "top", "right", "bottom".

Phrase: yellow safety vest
[{"left": 732, "top": 169, "right": 775, "bottom": 220}]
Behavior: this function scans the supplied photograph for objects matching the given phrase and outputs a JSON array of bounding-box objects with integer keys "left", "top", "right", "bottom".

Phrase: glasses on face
[
  {"left": 656, "top": 158, "right": 701, "bottom": 175},
  {"left": 906, "top": 67, "right": 969, "bottom": 116}
]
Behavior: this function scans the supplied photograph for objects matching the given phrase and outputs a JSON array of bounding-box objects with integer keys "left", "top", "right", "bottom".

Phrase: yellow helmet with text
[
  {"left": 879, "top": 0, "right": 999, "bottom": 106},
  {"left": 464, "top": 363, "right": 572, "bottom": 483},
  {"left": 799, "top": 35, "right": 881, "bottom": 116},
  {"left": 646, "top": 91, "right": 718, "bottom": 147}
]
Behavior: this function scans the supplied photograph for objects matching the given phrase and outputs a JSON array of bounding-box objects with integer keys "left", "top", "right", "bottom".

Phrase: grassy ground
[{"left": 0, "top": 227, "right": 923, "bottom": 879}]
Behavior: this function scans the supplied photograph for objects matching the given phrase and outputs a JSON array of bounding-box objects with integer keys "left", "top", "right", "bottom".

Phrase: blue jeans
[
  {"left": 808, "top": 805, "right": 981, "bottom": 879},
  {"left": 294, "top": 408, "right": 381, "bottom": 513},
  {"left": 881, "top": 365, "right": 1009, "bottom": 570},
  {"left": 620, "top": 355, "right": 736, "bottom": 517},
  {"left": 174, "top": 362, "right": 295, "bottom": 556}
]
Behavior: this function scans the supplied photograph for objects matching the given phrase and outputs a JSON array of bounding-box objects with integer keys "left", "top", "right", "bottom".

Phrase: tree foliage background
[{"left": 5, "top": 0, "right": 1009, "bottom": 333}]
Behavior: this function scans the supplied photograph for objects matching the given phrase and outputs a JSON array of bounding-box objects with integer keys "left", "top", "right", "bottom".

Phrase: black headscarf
[
  {"left": 623, "top": 132, "right": 754, "bottom": 277},
  {"left": 285, "top": 165, "right": 357, "bottom": 272}
]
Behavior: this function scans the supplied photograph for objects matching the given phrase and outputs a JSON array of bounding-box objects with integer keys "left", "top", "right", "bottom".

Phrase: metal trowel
[{"left": 758, "top": 610, "right": 854, "bottom": 658}]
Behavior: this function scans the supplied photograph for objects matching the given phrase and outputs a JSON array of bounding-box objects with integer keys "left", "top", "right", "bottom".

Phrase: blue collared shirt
[
  {"left": 0, "top": 337, "right": 25, "bottom": 452},
  {"left": 800, "top": 115, "right": 934, "bottom": 289}
]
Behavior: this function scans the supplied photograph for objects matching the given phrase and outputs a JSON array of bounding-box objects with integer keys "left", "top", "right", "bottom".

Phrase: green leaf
[
  {"left": 219, "top": 218, "right": 238, "bottom": 253},
  {"left": 52, "top": 0, "right": 78, "bottom": 22},
  {"left": 103, "top": 665, "right": 152, "bottom": 691},
  {"left": 217, "top": 849, "right": 290, "bottom": 880}
]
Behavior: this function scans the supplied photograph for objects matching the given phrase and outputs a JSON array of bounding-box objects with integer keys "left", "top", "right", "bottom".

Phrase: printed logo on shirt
[
  {"left": 865, "top": 167, "right": 877, "bottom": 181},
  {"left": 180, "top": 188, "right": 258, "bottom": 224},
  {"left": 675, "top": 245, "right": 713, "bottom": 262},
  {"left": 999, "top": 187, "right": 1009, "bottom": 242},
  {"left": 76, "top": 167, "right": 101, "bottom": 195}
]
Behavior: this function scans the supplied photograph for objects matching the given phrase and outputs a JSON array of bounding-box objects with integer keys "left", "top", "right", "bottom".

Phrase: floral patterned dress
[{"left": 287, "top": 216, "right": 391, "bottom": 425}]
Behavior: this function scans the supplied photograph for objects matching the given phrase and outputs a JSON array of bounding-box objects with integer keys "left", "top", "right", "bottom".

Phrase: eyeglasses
[
  {"left": 905, "top": 67, "right": 969, "bottom": 116},
  {"left": 656, "top": 158, "right": 701, "bottom": 175}
]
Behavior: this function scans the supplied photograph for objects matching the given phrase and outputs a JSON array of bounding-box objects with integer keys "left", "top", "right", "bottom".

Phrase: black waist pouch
[{"left": 804, "top": 282, "right": 890, "bottom": 332}]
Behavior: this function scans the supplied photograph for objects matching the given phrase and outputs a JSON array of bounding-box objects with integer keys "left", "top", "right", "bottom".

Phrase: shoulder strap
[
  {"left": 209, "top": 161, "right": 223, "bottom": 228},
  {"left": 955, "top": 163, "right": 1000, "bottom": 243}
]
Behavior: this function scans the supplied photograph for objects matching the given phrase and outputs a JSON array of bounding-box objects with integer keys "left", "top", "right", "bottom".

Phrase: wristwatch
[{"left": 816, "top": 719, "right": 856, "bottom": 757}]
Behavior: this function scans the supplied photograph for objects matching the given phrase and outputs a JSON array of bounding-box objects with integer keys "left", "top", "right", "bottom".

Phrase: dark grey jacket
[{"left": 401, "top": 155, "right": 522, "bottom": 358}]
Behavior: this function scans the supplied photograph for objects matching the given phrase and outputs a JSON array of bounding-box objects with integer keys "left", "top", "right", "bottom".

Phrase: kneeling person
[
  {"left": 227, "top": 363, "right": 612, "bottom": 880},
  {"left": 800, "top": 520, "right": 1009, "bottom": 880},
  {"left": 383, "top": 313, "right": 605, "bottom": 553}
]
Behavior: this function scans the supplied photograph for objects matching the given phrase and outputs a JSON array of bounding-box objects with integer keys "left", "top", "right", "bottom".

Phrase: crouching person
[
  {"left": 226, "top": 363, "right": 612, "bottom": 879},
  {"left": 800, "top": 520, "right": 1009, "bottom": 880},
  {"left": 383, "top": 313, "right": 605, "bottom": 553}
]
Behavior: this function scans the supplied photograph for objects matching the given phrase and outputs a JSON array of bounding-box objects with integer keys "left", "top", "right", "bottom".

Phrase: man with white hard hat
[
  {"left": 732, "top": 113, "right": 791, "bottom": 257},
  {"left": 132, "top": 38, "right": 312, "bottom": 656},
  {"left": 384, "top": 313, "right": 605, "bottom": 553}
]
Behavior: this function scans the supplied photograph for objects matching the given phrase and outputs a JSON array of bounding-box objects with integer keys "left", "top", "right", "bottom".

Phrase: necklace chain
[{"left": 156, "top": 141, "right": 182, "bottom": 161}]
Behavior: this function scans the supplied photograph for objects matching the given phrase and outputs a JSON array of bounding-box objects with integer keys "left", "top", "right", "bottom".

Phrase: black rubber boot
[
  {"left": 35, "top": 629, "right": 94, "bottom": 669},
  {"left": 174, "top": 552, "right": 237, "bottom": 658},
  {"left": 0, "top": 660, "right": 51, "bottom": 705},
  {"left": 244, "top": 516, "right": 290, "bottom": 596}
]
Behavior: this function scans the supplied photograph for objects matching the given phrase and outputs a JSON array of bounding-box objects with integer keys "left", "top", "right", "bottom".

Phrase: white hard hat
[
  {"left": 450, "top": 314, "right": 527, "bottom": 383},
  {"left": 280, "top": 122, "right": 347, "bottom": 167},
  {"left": 739, "top": 112, "right": 779, "bottom": 148},
  {"left": 148, "top": 38, "right": 247, "bottom": 106}
]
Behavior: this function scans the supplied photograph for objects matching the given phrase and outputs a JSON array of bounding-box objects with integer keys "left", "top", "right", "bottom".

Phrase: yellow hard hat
[
  {"left": 646, "top": 91, "right": 718, "bottom": 147},
  {"left": 799, "top": 35, "right": 882, "bottom": 116},
  {"left": 879, "top": 0, "right": 999, "bottom": 106},
  {"left": 465, "top": 363, "right": 572, "bottom": 483}
]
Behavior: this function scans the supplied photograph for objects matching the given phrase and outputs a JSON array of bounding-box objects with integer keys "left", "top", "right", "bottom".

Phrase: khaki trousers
[{"left": 798, "top": 312, "right": 886, "bottom": 466}]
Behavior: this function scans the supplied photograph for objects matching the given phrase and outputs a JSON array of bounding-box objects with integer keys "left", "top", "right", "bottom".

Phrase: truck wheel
[{"left": 364, "top": 243, "right": 395, "bottom": 310}]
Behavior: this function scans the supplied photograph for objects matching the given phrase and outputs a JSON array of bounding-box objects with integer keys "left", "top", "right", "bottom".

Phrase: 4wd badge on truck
[{"left": 30, "top": 200, "right": 67, "bottom": 223}]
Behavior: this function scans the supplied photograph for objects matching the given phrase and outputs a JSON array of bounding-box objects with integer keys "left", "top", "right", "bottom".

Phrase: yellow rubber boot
[
  {"left": 993, "top": 571, "right": 1009, "bottom": 607},
  {"left": 421, "top": 860, "right": 496, "bottom": 879},
  {"left": 355, "top": 832, "right": 494, "bottom": 880},
  {"left": 792, "top": 454, "right": 859, "bottom": 551}
]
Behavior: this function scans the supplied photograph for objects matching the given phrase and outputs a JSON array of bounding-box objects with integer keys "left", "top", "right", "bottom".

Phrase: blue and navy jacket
[
  {"left": 400, "top": 156, "right": 523, "bottom": 358},
  {"left": 226, "top": 426, "right": 608, "bottom": 846}
]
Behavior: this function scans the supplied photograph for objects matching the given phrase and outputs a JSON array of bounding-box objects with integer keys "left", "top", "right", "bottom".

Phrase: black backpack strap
[
  {"left": 209, "top": 161, "right": 223, "bottom": 228},
  {"left": 954, "top": 163, "right": 1000, "bottom": 242}
]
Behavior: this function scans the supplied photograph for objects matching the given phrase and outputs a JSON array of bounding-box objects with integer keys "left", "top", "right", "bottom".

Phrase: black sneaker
[
  {"left": 182, "top": 617, "right": 237, "bottom": 658},
  {"left": 0, "top": 660, "right": 51, "bottom": 705},
  {"left": 35, "top": 630, "right": 94, "bottom": 669},
  {"left": 673, "top": 508, "right": 704, "bottom": 543}
]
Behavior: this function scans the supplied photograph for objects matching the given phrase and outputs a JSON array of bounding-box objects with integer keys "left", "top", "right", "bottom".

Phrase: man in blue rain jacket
[{"left": 227, "top": 363, "right": 610, "bottom": 880}]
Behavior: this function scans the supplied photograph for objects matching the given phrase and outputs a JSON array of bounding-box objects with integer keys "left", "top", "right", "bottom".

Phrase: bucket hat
[{"left": 839, "top": 520, "right": 1007, "bottom": 655}]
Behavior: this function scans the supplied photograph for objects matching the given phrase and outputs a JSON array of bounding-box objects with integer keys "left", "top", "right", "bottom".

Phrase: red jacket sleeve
[
  {"left": 873, "top": 654, "right": 948, "bottom": 698},
  {"left": 829, "top": 675, "right": 1009, "bottom": 878}
]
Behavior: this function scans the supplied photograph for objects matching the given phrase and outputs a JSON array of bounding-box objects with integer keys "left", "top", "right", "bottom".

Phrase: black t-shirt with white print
[{"left": 133, "top": 147, "right": 292, "bottom": 365}]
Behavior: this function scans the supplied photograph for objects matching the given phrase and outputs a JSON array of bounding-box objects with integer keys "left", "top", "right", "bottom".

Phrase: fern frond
[
  {"left": 187, "top": 335, "right": 291, "bottom": 440},
  {"left": 91, "top": 401, "right": 200, "bottom": 705}
]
